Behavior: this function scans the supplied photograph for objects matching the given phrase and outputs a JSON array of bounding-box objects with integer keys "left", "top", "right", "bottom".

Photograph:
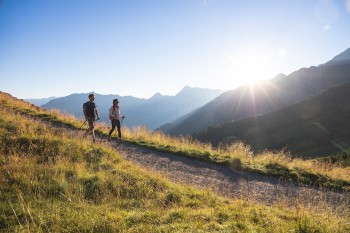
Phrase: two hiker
[{"left": 83, "top": 94, "right": 125, "bottom": 142}]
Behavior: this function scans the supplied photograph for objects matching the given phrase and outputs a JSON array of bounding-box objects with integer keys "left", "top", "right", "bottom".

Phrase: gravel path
[
  {"left": 8, "top": 101, "right": 348, "bottom": 210},
  {"left": 111, "top": 140, "right": 349, "bottom": 209}
]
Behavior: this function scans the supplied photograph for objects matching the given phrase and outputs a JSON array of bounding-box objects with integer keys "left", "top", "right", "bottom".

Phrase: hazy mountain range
[
  {"left": 25, "top": 96, "right": 57, "bottom": 106},
  {"left": 25, "top": 47, "right": 350, "bottom": 157},
  {"left": 193, "top": 82, "right": 350, "bottom": 158},
  {"left": 159, "top": 47, "right": 350, "bottom": 137},
  {"left": 40, "top": 86, "right": 224, "bottom": 130}
]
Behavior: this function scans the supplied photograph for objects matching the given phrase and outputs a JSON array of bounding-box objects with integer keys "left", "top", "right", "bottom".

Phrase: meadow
[{"left": 1, "top": 92, "right": 349, "bottom": 232}]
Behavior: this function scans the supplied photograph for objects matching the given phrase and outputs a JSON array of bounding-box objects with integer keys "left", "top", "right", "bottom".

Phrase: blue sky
[{"left": 1, "top": 0, "right": 350, "bottom": 99}]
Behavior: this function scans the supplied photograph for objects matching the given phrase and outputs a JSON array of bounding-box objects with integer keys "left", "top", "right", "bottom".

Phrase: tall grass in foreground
[
  {"left": 1, "top": 100, "right": 349, "bottom": 232},
  {"left": 115, "top": 125, "right": 350, "bottom": 188}
]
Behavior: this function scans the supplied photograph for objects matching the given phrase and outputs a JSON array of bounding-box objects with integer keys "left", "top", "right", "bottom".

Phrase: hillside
[
  {"left": 2, "top": 92, "right": 350, "bottom": 231},
  {"left": 1, "top": 92, "right": 350, "bottom": 231},
  {"left": 160, "top": 47, "right": 350, "bottom": 135},
  {"left": 194, "top": 82, "right": 350, "bottom": 158},
  {"left": 42, "top": 86, "right": 223, "bottom": 130}
]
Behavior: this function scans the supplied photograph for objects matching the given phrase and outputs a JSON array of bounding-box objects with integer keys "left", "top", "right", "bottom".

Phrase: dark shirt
[{"left": 84, "top": 101, "right": 97, "bottom": 118}]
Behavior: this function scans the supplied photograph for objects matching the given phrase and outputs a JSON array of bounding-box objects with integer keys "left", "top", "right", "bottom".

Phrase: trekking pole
[
  {"left": 81, "top": 117, "right": 99, "bottom": 129},
  {"left": 80, "top": 119, "right": 87, "bottom": 128}
]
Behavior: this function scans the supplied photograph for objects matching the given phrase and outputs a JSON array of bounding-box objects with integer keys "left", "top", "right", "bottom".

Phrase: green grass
[
  {"left": 316, "top": 151, "right": 350, "bottom": 167},
  {"left": 2, "top": 92, "right": 350, "bottom": 190},
  {"left": 1, "top": 91, "right": 349, "bottom": 231},
  {"left": 120, "top": 128, "right": 350, "bottom": 190}
]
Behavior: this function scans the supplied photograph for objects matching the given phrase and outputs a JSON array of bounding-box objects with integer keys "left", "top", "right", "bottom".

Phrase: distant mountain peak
[
  {"left": 176, "top": 85, "right": 219, "bottom": 96},
  {"left": 150, "top": 92, "right": 164, "bottom": 100},
  {"left": 179, "top": 85, "right": 194, "bottom": 92},
  {"left": 273, "top": 73, "right": 287, "bottom": 81},
  {"left": 327, "top": 47, "right": 350, "bottom": 64},
  {"left": 25, "top": 96, "right": 57, "bottom": 106}
]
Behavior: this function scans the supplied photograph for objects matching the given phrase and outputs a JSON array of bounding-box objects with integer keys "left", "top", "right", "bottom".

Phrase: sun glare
[{"left": 227, "top": 48, "right": 278, "bottom": 87}]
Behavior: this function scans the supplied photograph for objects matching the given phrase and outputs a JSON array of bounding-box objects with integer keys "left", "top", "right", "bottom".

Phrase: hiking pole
[
  {"left": 80, "top": 119, "right": 87, "bottom": 128},
  {"left": 81, "top": 117, "right": 99, "bottom": 129}
]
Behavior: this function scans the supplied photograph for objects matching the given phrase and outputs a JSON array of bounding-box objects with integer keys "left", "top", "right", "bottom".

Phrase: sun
[{"left": 227, "top": 48, "right": 278, "bottom": 86}]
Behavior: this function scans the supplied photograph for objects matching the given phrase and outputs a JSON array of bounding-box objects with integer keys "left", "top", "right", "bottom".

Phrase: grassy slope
[
  {"left": 4, "top": 91, "right": 350, "bottom": 190},
  {"left": 0, "top": 92, "right": 349, "bottom": 232},
  {"left": 122, "top": 126, "right": 350, "bottom": 190}
]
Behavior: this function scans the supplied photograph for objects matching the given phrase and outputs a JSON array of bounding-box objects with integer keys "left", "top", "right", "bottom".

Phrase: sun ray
[{"left": 227, "top": 47, "right": 278, "bottom": 88}]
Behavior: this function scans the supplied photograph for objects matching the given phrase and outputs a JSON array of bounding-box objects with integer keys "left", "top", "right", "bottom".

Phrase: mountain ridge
[
  {"left": 193, "top": 82, "right": 350, "bottom": 158},
  {"left": 327, "top": 47, "right": 350, "bottom": 64},
  {"left": 25, "top": 96, "right": 57, "bottom": 106},
  {"left": 159, "top": 47, "right": 350, "bottom": 135},
  {"left": 42, "top": 86, "right": 224, "bottom": 130}
]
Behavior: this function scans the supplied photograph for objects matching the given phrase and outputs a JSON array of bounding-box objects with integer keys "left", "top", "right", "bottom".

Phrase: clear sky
[{"left": 1, "top": 0, "right": 350, "bottom": 99}]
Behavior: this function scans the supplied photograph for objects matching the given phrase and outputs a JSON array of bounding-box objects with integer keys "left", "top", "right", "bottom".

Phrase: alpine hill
[
  {"left": 194, "top": 82, "right": 350, "bottom": 158},
  {"left": 2, "top": 92, "right": 350, "bottom": 232},
  {"left": 159, "top": 47, "right": 350, "bottom": 136}
]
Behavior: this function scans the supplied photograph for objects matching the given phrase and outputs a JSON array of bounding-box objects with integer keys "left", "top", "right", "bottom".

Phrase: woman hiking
[{"left": 108, "top": 98, "right": 125, "bottom": 141}]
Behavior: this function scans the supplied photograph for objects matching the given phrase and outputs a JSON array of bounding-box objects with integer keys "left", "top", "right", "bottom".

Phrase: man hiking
[
  {"left": 83, "top": 93, "right": 99, "bottom": 142},
  {"left": 107, "top": 98, "right": 125, "bottom": 141}
]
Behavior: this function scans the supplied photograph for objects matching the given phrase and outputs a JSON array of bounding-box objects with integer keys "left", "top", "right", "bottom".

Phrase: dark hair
[
  {"left": 88, "top": 94, "right": 95, "bottom": 98},
  {"left": 113, "top": 99, "right": 119, "bottom": 103}
]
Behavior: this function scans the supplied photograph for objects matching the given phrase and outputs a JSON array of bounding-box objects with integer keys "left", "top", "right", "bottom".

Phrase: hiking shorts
[{"left": 87, "top": 117, "right": 95, "bottom": 129}]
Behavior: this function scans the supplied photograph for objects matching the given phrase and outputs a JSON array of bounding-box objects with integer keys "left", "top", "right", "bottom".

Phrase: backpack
[
  {"left": 83, "top": 101, "right": 95, "bottom": 118},
  {"left": 109, "top": 105, "right": 116, "bottom": 120}
]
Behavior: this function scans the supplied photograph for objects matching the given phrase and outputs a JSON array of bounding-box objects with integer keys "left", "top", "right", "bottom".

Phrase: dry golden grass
[
  {"left": 119, "top": 125, "right": 350, "bottom": 185},
  {"left": 1, "top": 91, "right": 350, "bottom": 232}
]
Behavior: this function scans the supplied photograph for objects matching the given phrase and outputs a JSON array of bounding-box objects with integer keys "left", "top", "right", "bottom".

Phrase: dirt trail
[
  {"left": 111, "top": 140, "right": 349, "bottom": 208},
  {"left": 16, "top": 107, "right": 349, "bottom": 209},
  {"left": 6, "top": 99, "right": 348, "bottom": 209}
]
